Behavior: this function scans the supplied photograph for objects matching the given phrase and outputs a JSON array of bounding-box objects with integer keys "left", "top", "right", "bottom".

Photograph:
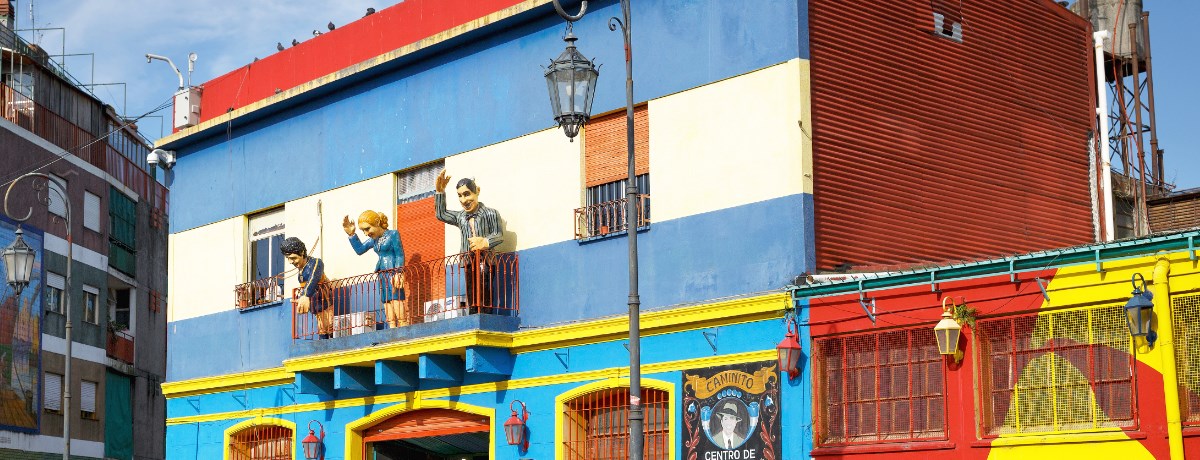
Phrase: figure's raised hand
[
  {"left": 436, "top": 169, "right": 451, "bottom": 193},
  {"left": 342, "top": 215, "right": 355, "bottom": 236}
]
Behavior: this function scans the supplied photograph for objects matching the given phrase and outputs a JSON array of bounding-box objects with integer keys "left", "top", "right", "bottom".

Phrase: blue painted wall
[
  {"left": 166, "top": 316, "right": 812, "bottom": 460},
  {"left": 167, "top": 193, "right": 813, "bottom": 381},
  {"left": 167, "top": 0, "right": 808, "bottom": 233}
]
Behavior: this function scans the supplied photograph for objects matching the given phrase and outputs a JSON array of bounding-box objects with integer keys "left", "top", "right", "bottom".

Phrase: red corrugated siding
[{"left": 809, "top": 0, "right": 1096, "bottom": 271}]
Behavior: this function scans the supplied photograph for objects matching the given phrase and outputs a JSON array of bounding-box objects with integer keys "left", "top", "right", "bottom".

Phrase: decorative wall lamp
[
  {"left": 1124, "top": 273, "right": 1156, "bottom": 345},
  {"left": 934, "top": 297, "right": 964, "bottom": 363},
  {"left": 776, "top": 316, "right": 803, "bottom": 379},
  {"left": 301, "top": 420, "right": 325, "bottom": 460},
  {"left": 2, "top": 227, "right": 36, "bottom": 295},
  {"left": 504, "top": 400, "right": 530, "bottom": 450},
  {"left": 543, "top": 22, "right": 599, "bottom": 141}
]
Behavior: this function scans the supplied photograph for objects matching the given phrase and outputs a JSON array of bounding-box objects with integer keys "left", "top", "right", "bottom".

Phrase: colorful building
[{"left": 156, "top": 0, "right": 1123, "bottom": 459}]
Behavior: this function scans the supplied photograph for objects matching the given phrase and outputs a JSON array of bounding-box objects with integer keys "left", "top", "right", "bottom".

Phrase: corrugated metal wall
[
  {"left": 809, "top": 0, "right": 1096, "bottom": 271},
  {"left": 1149, "top": 193, "right": 1200, "bottom": 232}
]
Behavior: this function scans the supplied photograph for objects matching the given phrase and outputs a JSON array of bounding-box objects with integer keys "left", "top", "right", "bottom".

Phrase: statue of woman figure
[{"left": 343, "top": 210, "right": 406, "bottom": 328}]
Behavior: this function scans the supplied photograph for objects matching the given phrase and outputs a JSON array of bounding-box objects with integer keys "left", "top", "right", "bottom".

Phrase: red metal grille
[
  {"left": 229, "top": 425, "right": 292, "bottom": 460},
  {"left": 293, "top": 250, "right": 519, "bottom": 340},
  {"left": 563, "top": 387, "right": 669, "bottom": 460},
  {"left": 235, "top": 275, "right": 285, "bottom": 310},
  {"left": 813, "top": 327, "right": 946, "bottom": 446},
  {"left": 574, "top": 194, "right": 650, "bottom": 240},
  {"left": 976, "top": 306, "right": 1136, "bottom": 436},
  {"left": 1171, "top": 294, "right": 1200, "bottom": 426}
]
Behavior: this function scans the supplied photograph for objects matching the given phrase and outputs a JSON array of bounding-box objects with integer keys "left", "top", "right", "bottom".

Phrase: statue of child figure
[{"left": 343, "top": 210, "right": 407, "bottom": 328}]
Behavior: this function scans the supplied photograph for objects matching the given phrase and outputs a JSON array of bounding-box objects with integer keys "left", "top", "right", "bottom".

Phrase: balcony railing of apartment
[
  {"left": 105, "top": 329, "right": 134, "bottom": 364},
  {"left": 0, "top": 82, "right": 169, "bottom": 216},
  {"left": 235, "top": 275, "right": 285, "bottom": 310},
  {"left": 292, "top": 250, "right": 520, "bottom": 341},
  {"left": 574, "top": 194, "right": 650, "bottom": 240}
]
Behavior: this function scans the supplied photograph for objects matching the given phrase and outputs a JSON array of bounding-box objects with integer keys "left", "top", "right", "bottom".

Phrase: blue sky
[{"left": 12, "top": 0, "right": 1196, "bottom": 190}]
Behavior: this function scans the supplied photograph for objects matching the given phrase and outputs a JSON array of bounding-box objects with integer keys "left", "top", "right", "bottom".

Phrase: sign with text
[{"left": 682, "top": 361, "right": 781, "bottom": 460}]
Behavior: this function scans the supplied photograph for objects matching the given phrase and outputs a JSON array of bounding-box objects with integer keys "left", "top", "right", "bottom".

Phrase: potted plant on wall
[{"left": 236, "top": 284, "right": 252, "bottom": 309}]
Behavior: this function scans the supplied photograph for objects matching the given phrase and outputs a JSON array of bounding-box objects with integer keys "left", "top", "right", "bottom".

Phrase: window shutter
[
  {"left": 46, "top": 272, "right": 65, "bottom": 289},
  {"left": 584, "top": 106, "right": 650, "bottom": 187},
  {"left": 81, "top": 380, "right": 97, "bottom": 413},
  {"left": 45, "top": 373, "right": 62, "bottom": 411},
  {"left": 84, "top": 191, "right": 101, "bottom": 231},
  {"left": 396, "top": 162, "right": 443, "bottom": 203}
]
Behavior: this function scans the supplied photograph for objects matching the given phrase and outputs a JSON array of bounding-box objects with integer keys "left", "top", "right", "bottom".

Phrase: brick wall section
[{"left": 584, "top": 106, "right": 649, "bottom": 187}]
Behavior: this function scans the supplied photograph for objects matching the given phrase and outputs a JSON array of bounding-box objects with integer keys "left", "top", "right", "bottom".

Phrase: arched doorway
[{"left": 361, "top": 408, "right": 490, "bottom": 460}]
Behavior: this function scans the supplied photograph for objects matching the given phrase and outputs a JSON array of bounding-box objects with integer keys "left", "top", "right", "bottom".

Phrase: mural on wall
[
  {"left": 0, "top": 219, "right": 43, "bottom": 432},
  {"left": 683, "top": 361, "right": 781, "bottom": 460}
]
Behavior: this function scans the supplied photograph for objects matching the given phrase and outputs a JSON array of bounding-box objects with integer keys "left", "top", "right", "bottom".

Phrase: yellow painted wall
[
  {"left": 442, "top": 129, "right": 582, "bottom": 254},
  {"left": 168, "top": 217, "right": 246, "bottom": 322},
  {"left": 284, "top": 174, "right": 395, "bottom": 287},
  {"left": 650, "top": 58, "right": 810, "bottom": 223}
]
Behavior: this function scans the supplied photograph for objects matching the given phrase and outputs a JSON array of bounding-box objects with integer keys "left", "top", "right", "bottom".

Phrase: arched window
[
  {"left": 229, "top": 424, "right": 293, "bottom": 460},
  {"left": 562, "top": 386, "right": 670, "bottom": 460}
]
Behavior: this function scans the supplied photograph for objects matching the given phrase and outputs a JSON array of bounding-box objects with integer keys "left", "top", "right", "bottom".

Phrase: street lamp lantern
[
  {"left": 544, "top": 29, "right": 599, "bottom": 141},
  {"left": 934, "top": 297, "right": 963, "bottom": 363},
  {"left": 1124, "top": 273, "right": 1156, "bottom": 345},
  {"left": 775, "top": 318, "right": 802, "bottom": 379},
  {"left": 301, "top": 420, "right": 325, "bottom": 460},
  {"left": 2, "top": 227, "right": 36, "bottom": 295},
  {"left": 503, "top": 400, "right": 529, "bottom": 449}
]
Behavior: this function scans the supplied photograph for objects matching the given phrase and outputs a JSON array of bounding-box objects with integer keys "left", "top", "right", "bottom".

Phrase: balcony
[
  {"left": 291, "top": 250, "right": 520, "bottom": 343},
  {"left": 235, "top": 275, "right": 285, "bottom": 310},
  {"left": 106, "top": 329, "right": 134, "bottom": 364},
  {"left": 574, "top": 194, "right": 650, "bottom": 240}
]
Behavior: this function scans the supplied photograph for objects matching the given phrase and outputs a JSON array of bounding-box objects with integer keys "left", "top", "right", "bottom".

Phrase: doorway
[{"left": 362, "top": 408, "right": 490, "bottom": 460}]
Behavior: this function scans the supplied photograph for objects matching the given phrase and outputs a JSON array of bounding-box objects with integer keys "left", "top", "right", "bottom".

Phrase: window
[
  {"left": 83, "top": 191, "right": 101, "bottom": 232},
  {"left": 44, "top": 272, "right": 65, "bottom": 314},
  {"left": 83, "top": 285, "right": 100, "bottom": 324},
  {"left": 44, "top": 372, "right": 62, "bottom": 413},
  {"left": 562, "top": 386, "right": 669, "bottom": 460},
  {"left": 229, "top": 425, "right": 293, "bottom": 460},
  {"left": 813, "top": 327, "right": 946, "bottom": 446},
  {"left": 109, "top": 187, "right": 137, "bottom": 275},
  {"left": 81, "top": 379, "right": 98, "bottom": 419},
  {"left": 577, "top": 106, "right": 650, "bottom": 240},
  {"left": 247, "top": 208, "right": 286, "bottom": 283},
  {"left": 931, "top": 0, "right": 964, "bottom": 42},
  {"left": 1173, "top": 294, "right": 1200, "bottom": 426},
  {"left": 977, "top": 306, "right": 1135, "bottom": 436},
  {"left": 109, "top": 288, "right": 131, "bottom": 329},
  {"left": 48, "top": 174, "right": 67, "bottom": 218}
]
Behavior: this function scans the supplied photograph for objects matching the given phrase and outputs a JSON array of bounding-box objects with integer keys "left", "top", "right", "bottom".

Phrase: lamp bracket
[
  {"left": 702, "top": 330, "right": 718, "bottom": 354},
  {"left": 551, "top": 0, "right": 588, "bottom": 22}
]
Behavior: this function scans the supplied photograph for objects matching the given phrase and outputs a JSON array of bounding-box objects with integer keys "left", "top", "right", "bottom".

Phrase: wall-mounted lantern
[
  {"left": 504, "top": 399, "right": 529, "bottom": 450},
  {"left": 776, "top": 317, "right": 803, "bottom": 379},
  {"left": 543, "top": 26, "right": 599, "bottom": 141},
  {"left": 2, "top": 227, "right": 35, "bottom": 296},
  {"left": 301, "top": 420, "right": 325, "bottom": 460},
  {"left": 1124, "top": 273, "right": 1156, "bottom": 345},
  {"left": 934, "top": 297, "right": 964, "bottom": 363}
]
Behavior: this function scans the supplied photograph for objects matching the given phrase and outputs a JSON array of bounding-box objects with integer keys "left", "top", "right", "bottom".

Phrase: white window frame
[
  {"left": 246, "top": 207, "right": 286, "bottom": 283},
  {"left": 44, "top": 372, "right": 63, "bottom": 413},
  {"left": 45, "top": 272, "right": 65, "bottom": 314},
  {"left": 83, "top": 191, "right": 101, "bottom": 232},
  {"left": 83, "top": 284, "right": 100, "bottom": 324}
]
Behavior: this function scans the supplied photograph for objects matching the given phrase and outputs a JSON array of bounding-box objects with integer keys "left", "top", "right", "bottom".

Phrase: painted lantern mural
[{"left": 0, "top": 218, "right": 42, "bottom": 432}]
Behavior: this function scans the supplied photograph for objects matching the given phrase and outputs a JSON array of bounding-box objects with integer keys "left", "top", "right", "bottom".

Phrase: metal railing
[
  {"left": 105, "top": 329, "right": 134, "bottom": 364},
  {"left": 235, "top": 275, "right": 285, "bottom": 310},
  {"left": 0, "top": 82, "right": 169, "bottom": 216},
  {"left": 574, "top": 194, "right": 650, "bottom": 240},
  {"left": 292, "top": 250, "right": 519, "bottom": 340}
]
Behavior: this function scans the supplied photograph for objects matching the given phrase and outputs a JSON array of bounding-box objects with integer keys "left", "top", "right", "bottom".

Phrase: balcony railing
[
  {"left": 105, "top": 329, "right": 134, "bottom": 364},
  {"left": 574, "top": 194, "right": 650, "bottom": 240},
  {"left": 235, "top": 275, "right": 285, "bottom": 310},
  {"left": 292, "top": 250, "right": 519, "bottom": 341}
]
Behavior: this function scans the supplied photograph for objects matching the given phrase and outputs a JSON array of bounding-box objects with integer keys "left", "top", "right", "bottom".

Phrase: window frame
[
  {"left": 44, "top": 372, "right": 63, "bottom": 413},
  {"left": 82, "top": 284, "right": 100, "bottom": 324},
  {"left": 83, "top": 190, "right": 102, "bottom": 232},
  {"left": 44, "top": 272, "right": 65, "bottom": 314},
  {"left": 812, "top": 326, "right": 949, "bottom": 447},
  {"left": 246, "top": 207, "right": 286, "bottom": 284},
  {"left": 557, "top": 378, "right": 675, "bottom": 460},
  {"left": 224, "top": 417, "right": 296, "bottom": 460},
  {"left": 80, "top": 379, "right": 98, "bottom": 420}
]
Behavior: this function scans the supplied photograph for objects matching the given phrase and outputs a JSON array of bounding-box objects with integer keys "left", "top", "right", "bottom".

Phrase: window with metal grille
[
  {"left": 1173, "top": 293, "right": 1200, "bottom": 426},
  {"left": 229, "top": 425, "right": 293, "bottom": 460},
  {"left": 977, "top": 306, "right": 1136, "bottom": 436},
  {"left": 577, "top": 106, "right": 650, "bottom": 240},
  {"left": 813, "top": 327, "right": 946, "bottom": 446},
  {"left": 563, "top": 387, "right": 670, "bottom": 460}
]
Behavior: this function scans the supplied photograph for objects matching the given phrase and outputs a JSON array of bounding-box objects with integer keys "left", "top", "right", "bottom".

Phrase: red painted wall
[
  {"left": 808, "top": 0, "right": 1096, "bottom": 272},
  {"left": 194, "top": 0, "right": 525, "bottom": 125}
]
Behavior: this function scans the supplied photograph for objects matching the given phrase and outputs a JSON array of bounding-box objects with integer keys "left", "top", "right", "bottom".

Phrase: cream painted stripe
[
  {"left": 0, "top": 433, "right": 104, "bottom": 457},
  {"left": 0, "top": 117, "right": 141, "bottom": 200},
  {"left": 42, "top": 233, "right": 108, "bottom": 271},
  {"left": 42, "top": 333, "right": 107, "bottom": 364},
  {"left": 158, "top": 0, "right": 555, "bottom": 148},
  {"left": 167, "top": 349, "right": 774, "bottom": 425}
]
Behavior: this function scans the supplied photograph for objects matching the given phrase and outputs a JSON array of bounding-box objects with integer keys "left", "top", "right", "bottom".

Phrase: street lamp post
[
  {"left": 4, "top": 173, "right": 73, "bottom": 460},
  {"left": 547, "top": 1, "right": 643, "bottom": 458}
]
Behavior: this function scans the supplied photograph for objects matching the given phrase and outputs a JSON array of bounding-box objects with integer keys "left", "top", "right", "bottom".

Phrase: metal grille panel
[
  {"left": 813, "top": 327, "right": 946, "bottom": 446},
  {"left": 562, "top": 387, "right": 669, "bottom": 460},
  {"left": 229, "top": 425, "right": 292, "bottom": 460},
  {"left": 1173, "top": 293, "right": 1200, "bottom": 425},
  {"left": 977, "top": 306, "right": 1135, "bottom": 436}
]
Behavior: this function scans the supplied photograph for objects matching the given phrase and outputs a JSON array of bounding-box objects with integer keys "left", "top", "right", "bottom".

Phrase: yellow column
[{"left": 1152, "top": 252, "right": 1185, "bottom": 459}]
